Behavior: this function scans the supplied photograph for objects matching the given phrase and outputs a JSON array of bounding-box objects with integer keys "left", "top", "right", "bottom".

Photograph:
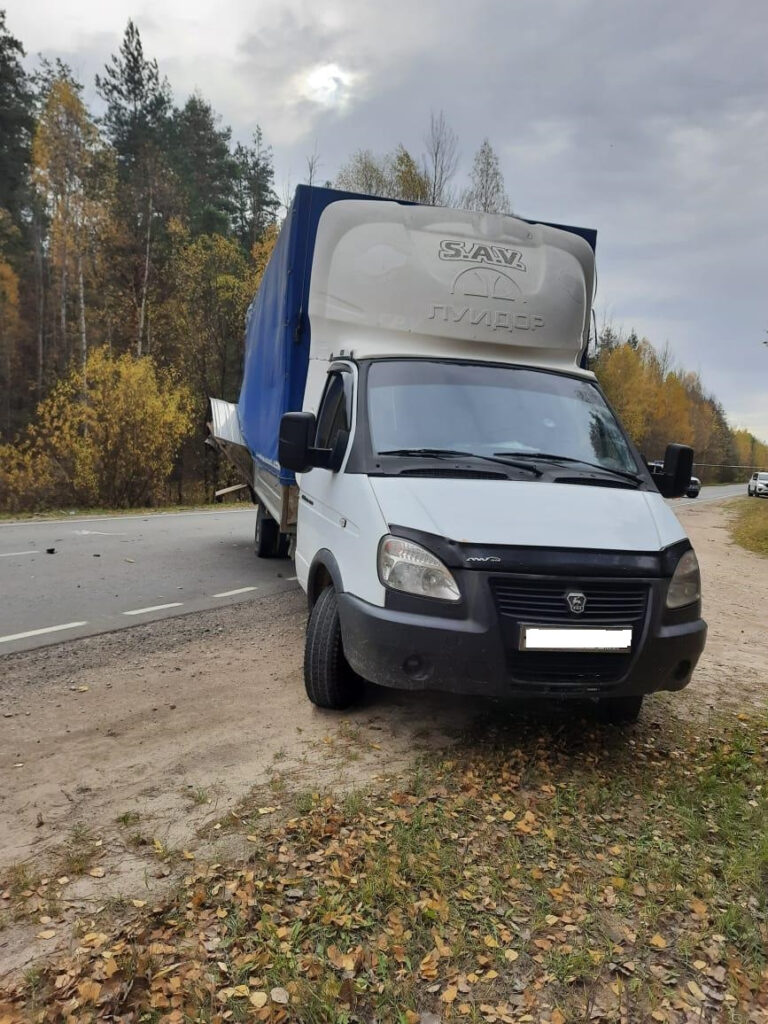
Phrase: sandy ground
[{"left": 0, "top": 499, "right": 765, "bottom": 977}]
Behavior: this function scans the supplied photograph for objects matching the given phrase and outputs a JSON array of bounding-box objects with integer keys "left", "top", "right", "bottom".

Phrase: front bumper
[{"left": 338, "top": 578, "right": 706, "bottom": 699}]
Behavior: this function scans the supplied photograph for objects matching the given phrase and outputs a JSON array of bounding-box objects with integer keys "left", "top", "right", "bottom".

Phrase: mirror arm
[{"left": 308, "top": 446, "right": 332, "bottom": 469}]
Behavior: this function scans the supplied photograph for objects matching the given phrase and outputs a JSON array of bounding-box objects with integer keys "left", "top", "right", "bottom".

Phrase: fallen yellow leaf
[
  {"left": 36, "top": 929, "right": 56, "bottom": 940},
  {"left": 250, "top": 991, "right": 268, "bottom": 1008},
  {"left": 687, "top": 980, "right": 706, "bottom": 1001},
  {"left": 649, "top": 933, "right": 667, "bottom": 949}
]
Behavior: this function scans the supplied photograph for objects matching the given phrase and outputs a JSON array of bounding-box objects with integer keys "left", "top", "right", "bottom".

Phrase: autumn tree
[
  {"left": 335, "top": 145, "right": 430, "bottom": 202},
  {"left": 0, "top": 347, "right": 193, "bottom": 510},
  {"left": 390, "top": 145, "right": 430, "bottom": 202},
  {"left": 0, "top": 247, "right": 21, "bottom": 436},
  {"left": 96, "top": 20, "right": 172, "bottom": 355},
  {"left": 335, "top": 149, "right": 391, "bottom": 197},
  {"left": 32, "top": 73, "right": 112, "bottom": 388},
  {"left": 462, "top": 139, "right": 511, "bottom": 214},
  {"left": 155, "top": 222, "right": 273, "bottom": 493}
]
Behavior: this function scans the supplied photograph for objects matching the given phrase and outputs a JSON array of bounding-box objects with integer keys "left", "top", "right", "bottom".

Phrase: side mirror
[
  {"left": 654, "top": 443, "right": 694, "bottom": 498},
  {"left": 278, "top": 412, "right": 331, "bottom": 473}
]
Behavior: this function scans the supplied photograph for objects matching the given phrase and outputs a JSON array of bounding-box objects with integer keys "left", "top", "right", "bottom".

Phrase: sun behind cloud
[{"left": 300, "top": 62, "right": 357, "bottom": 108}]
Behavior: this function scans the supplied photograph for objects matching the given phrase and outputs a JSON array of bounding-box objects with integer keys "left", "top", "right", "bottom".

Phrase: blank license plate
[{"left": 521, "top": 627, "right": 632, "bottom": 652}]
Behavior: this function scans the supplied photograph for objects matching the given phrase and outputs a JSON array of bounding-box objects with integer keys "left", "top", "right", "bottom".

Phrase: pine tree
[
  {"left": 0, "top": 11, "right": 33, "bottom": 231},
  {"left": 96, "top": 20, "right": 172, "bottom": 355},
  {"left": 168, "top": 94, "right": 237, "bottom": 237},
  {"left": 232, "top": 129, "right": 279, "bottom": 252}
]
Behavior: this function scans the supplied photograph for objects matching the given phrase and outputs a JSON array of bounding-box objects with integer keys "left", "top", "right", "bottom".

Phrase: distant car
[
  {"left": 686, "top": 476, "right": 701, "bottom": 498},
  {"left": 747, "top": 472, "right": 768, "bottom": 497}
]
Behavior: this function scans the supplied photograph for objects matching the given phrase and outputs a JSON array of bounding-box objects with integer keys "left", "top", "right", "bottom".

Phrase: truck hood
[{"left": 368, "top": 477, "right": 687, "bottom": 551}]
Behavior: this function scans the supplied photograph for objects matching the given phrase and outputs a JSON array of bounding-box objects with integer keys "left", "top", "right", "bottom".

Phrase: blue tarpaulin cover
[
  {"left": 236, "top": 185, "right": 597, "bottom": 486},
  {"left": 237, "top": 185, "right": 397, "bottom": 485}
]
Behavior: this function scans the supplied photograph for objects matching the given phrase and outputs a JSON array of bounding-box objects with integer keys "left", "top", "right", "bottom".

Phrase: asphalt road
[
  {"left": 0, "top": 507, "right": 298, "bottom": 656},
  {"left": 0, "top": 484, "right": 748, "bottom": 656},
  {"left": 667, "top": 482, "right": 746, "bottom": 509}
]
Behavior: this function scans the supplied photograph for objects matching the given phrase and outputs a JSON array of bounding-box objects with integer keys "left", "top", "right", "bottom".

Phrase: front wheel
[
  {"left": 594, "top": 695, "right": 643, "bottom": 724},
  {"left": 304, "top": 586, "right": 362, "bottom": 709}
]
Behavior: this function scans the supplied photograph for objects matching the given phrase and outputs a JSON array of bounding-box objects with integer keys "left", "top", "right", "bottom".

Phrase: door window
[{"left": 315, "top": 373, "right": 350, "bottom": 449}]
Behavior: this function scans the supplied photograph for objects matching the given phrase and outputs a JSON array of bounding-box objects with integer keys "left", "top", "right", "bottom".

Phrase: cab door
[{"left": 295, "top": 366, "right": 387, "bottom": 605}]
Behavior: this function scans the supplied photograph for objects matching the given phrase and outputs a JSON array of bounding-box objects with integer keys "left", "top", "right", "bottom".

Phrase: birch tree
[
  {"left": 462, "top": 139, "right": 511, "bottom": 214},
  {"left": 32, "top": 75, "right": 109, "bottom": 387}
]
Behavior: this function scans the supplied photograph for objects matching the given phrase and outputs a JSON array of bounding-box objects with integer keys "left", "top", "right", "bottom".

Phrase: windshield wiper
[
  {"left": 379, "top": 448, "right": 477, "bottom": 459},
  {"left": 378, "top": 449, "right": 542, "bottom": 476},
  {"left": 493, "top": 452, "right": 643, "bottom": 485}
]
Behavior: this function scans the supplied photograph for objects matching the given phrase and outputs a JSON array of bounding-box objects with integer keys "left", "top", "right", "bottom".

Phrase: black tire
[
  {"left": 595, "top": 695, "right": 643, "bottom": 725},
  {"left": 255, "top": 506, "right": 279, "bottom": 558},
  {"left": 304, "top": 586, "right": 361, "bottom": 709}
]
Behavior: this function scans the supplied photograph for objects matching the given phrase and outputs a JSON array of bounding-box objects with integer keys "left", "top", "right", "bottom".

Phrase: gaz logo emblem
[{"left": 566, "top": 591, "right": 587, "bottom": 614}]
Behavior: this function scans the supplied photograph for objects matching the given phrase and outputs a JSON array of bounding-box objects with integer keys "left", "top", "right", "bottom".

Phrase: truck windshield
[{"left": 367, "top": 360, "right": 638, "bottom": 475}]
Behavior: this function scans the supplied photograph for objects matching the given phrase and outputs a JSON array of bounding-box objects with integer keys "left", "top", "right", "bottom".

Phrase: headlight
[
  {"left": 378, "top": 535, "right": 460, "bottom": 602},
  {"left": 666, "top": 549, "right": 701, "bottom": 608}
]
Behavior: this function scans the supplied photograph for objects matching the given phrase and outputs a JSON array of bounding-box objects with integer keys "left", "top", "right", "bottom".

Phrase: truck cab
[{"left": 273, "top": 193, "right": 706, "bottom": 722}]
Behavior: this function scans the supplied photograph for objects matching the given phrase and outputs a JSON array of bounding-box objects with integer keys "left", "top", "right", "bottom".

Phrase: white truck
[{"left": 211, "top": 186, "right": 706, "bottom": 723}]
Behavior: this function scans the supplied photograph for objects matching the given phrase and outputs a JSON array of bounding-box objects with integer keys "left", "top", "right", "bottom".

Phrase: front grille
[
  {"left": 489, "top": 577, "right": 650, "bottom": 691},
  {"left": 491, "top": 579, "right": 647, "bottom": 625}
]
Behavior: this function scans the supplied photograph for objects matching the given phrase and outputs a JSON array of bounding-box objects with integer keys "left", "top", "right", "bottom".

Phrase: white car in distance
[{"left": 747, "top": 472, "right": 768, "bottom": 497}]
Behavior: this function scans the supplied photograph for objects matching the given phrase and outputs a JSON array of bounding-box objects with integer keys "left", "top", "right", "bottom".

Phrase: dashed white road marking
[
  {"left": 123, "top": 602, "right": 184, "bottom": 616},
  {"left": 286, "top": 576, "right": 298, "bottom": 581},
  {"left": 212, "top": 586, "right": 258, "bottom": 598},
  {"left": 1, "top": 508, "right": 253, "bottom": 528},
  {"left": 0, "top": 621, "right": 88, "bottom": 644},
  {"left": 0, "top": 550, "right": 37, "bottom": 558},
  {"left": 73, "top": 529, "right": 125, "bottom": 536}
]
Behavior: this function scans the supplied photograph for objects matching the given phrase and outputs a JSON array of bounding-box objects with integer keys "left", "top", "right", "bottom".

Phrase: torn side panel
[
  {"left": 207, "top": 397, "right": 254, "bottom": 488},
  {"left": 209, "top": 398, "right": 245, "bottom": 447}
]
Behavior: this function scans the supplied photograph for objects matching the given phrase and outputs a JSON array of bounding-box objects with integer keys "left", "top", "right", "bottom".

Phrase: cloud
[{"left": 6, "top": 0, "right": 768, "bottom": 438}]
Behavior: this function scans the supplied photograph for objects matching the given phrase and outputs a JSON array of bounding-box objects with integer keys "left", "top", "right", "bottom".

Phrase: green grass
[
  {"left": 185, "top": 786, "right": 211, "bottom": 806},
  {"left": 4, "top": 712, "right": 768, "bottom": 1022},
  {"left": 115, "top": 810, "right": 141, "bottom": 827},
  {"left": 731, "top": 495, "right": 768, "bottom": 555}
]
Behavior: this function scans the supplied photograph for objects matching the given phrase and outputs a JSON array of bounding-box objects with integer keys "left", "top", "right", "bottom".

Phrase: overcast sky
[{"left": 7, "top": 0, "right": 768, "bottom": 442}]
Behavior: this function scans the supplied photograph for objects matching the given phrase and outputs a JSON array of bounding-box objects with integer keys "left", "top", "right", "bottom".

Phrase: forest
[{"left": 0, "top": 13, "right": 765, "bottom": 512}]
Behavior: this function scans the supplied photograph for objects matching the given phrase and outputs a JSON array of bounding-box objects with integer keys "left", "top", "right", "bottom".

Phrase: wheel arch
[{"left": 307, "top": 550, "right": 344, "bottom": 610}]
